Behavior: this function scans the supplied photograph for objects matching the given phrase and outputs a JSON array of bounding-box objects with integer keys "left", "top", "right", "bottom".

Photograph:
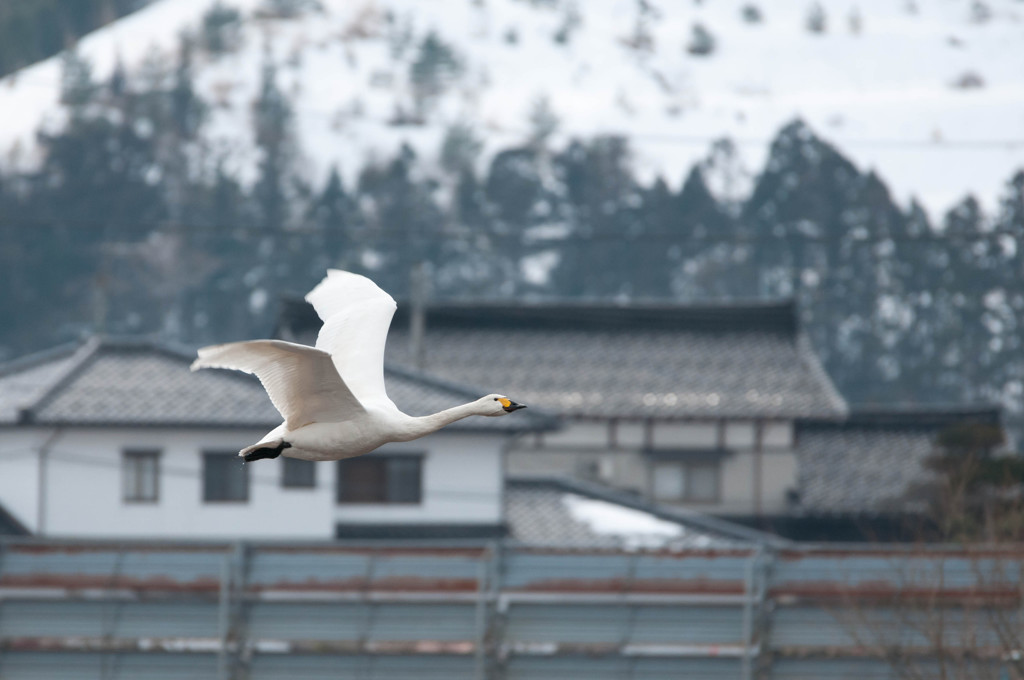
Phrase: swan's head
[{"left": 479, "top": 394, "right": 527, "bottom": 417}]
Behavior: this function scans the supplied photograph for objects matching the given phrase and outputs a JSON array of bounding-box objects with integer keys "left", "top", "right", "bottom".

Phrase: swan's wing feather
[
  {"left": 191, "top": 339, "right": 364, "bottom": 429},
  {"left": 305, "top": 270, "right": 397, "bottom": 407}
]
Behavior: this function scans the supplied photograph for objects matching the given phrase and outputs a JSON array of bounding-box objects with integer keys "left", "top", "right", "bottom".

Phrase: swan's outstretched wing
[
  {"left": 191, "top": 339, "right": 364, "bottom": 430},
  {"left": 305, "top": 270, "right": 398, "bottom": 408}
]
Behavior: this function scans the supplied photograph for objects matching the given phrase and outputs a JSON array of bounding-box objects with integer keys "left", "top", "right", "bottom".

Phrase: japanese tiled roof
[
  {"left": 279, "top": 299, "right": 848, "bottom": 420},
  {"left": 795, "top": 407, "right": 1003, "bottom": 514},
  {"left": 0, "top": 337, "right": 555, "bottom": 433}
]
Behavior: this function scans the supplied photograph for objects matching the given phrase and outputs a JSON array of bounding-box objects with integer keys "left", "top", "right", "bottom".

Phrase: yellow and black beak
[{"left": 502, "top": 399, "right": 527, "bottom": 413}]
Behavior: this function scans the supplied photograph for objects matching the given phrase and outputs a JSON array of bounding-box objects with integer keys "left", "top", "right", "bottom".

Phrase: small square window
[
  {"left": 688, "top": 463, "right": 720, "bottom": 502},
  {"left": 203, "top": 452, "right": 249, "bottom": 502},
  {"left": 652, "top": 462, "right": 686, "bottom": 502},
  {"left": 387, "top": 457, "right": 422, "bottom": 503},
  {"left": 282, "top": 458, "right": 316, "bottom": 489},
  {"left": 650, "top": 459, "right": 720, "bottom": 503},
  {"left": 337, "top": 455, "right": 422, "bottom": 504},
  {"left": 123, "top": 450, "right": 160, "bottom": 503}
]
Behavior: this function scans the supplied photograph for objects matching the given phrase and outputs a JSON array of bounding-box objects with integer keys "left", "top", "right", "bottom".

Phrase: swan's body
[{"left": 191, "top": 270, "right": 525, "bottom": 462}]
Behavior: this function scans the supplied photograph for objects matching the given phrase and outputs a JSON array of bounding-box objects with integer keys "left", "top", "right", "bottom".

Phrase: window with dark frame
[
  {"left": 336, "top": 455, "right": 422, "bottom": 504},
  {"left": 203, "top": 452, "right": 249, "bottom": 502},
  {"left": 282, "top": 457, "right": 317, "bottom": 489},
  {"left": 123, "top": 450, "right": 160, "bottom": 503}
]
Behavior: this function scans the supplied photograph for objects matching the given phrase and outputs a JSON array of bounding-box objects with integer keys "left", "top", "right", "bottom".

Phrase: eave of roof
[
  {"left": 0, "top": 500, "right": 30, "bottom": 536},
  {"left": 0, "top": 339, "right": 82, "bottom": 379}
]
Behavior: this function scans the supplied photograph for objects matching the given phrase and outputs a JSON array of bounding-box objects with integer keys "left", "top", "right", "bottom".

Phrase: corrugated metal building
[{"left": 1, "top": 539, "right": 1020, "bottom": 679}]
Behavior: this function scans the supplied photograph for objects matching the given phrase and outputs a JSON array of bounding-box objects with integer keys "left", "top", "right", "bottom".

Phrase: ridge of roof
[
  {"left": 90, "top": 334, "right": 198, "bottom": 360},
  {"left": 0, "top": 339, "right": 81, "bottom": 379},
  {"left": 507, "top": 476, "right": 790, "bottom": 547},
  {"left": 1, "top": 334, "right": 197, "bottom": 375},
  {"left": 17, "top": 337, "right": 104, "bottom": 424},
  {"left": 802, "top": 404, "right": 1002, "bottom": 429},
  {"left": 280, "top": 297, "right": 799, "bottom": 335},
  {"left": 10, "top": 335, "right": 223, "bottom": 424}
]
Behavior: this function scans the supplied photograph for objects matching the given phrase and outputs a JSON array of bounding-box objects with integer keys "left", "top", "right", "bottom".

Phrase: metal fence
[{"left": 0, "top": 539, "right": 1021, "bottom": 679}]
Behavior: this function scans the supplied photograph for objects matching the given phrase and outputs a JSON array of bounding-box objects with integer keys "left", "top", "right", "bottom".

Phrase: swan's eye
[{"left": 493, "top": 398, "right": 498, "bottom": 401}]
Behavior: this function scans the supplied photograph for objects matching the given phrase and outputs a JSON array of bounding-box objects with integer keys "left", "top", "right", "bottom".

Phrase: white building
[{"left": 0, "top": 337, "right": 555, "bottom": 540}]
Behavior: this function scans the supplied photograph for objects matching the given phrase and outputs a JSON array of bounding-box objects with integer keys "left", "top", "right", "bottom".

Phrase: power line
[{"left": 0, "top": 218, "right": 1019, "bottom": 246}]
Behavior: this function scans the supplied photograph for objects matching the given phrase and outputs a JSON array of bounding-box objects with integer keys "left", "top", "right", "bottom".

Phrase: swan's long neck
[{"left": 398, "top": 401, "right": 483, "bottom": 441}]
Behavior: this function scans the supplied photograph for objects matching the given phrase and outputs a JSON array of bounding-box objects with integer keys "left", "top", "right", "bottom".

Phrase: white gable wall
[{"left": 0, "top": 426, "right": 504, "bottom": 539}]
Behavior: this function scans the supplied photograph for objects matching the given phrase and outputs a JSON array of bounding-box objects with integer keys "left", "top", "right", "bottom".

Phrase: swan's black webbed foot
[{"left": 242, "top": 441, "right": 292, "bottom": 463}]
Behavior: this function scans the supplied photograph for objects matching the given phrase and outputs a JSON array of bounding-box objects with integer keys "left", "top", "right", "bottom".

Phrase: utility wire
[
  {"left": 33, "top": 447, "right": 508, "bottom": 502},
  {"left": 0, "top": 219, "right": 1020, "bottom": 246}
]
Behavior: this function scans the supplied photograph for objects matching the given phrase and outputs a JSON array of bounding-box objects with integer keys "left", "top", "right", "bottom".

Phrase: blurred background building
[{"left": 1, "top": 0, "right": 1023, "bottom": 678}]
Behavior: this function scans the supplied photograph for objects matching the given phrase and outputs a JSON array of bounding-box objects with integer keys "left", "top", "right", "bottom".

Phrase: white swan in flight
[{"left": 191, "top": 270, "right": 526, "bottom": 462}]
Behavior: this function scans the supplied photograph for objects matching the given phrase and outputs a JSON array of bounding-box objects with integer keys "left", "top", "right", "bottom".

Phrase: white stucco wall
[{"left": 0, "top": 426, "right": 505, "bottom": 539}]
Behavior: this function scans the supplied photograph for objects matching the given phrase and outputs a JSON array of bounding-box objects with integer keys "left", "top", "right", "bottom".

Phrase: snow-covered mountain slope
[{"left": 1, "top": 0, "right": 1022, "bottom": 216}]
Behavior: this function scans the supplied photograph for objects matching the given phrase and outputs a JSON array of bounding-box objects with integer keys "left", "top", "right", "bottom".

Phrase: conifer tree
[
  {"left": 670, "top": 166, "right": 744, "bottom": 299},
  {"left": 59, "top": 48, "right": 98, "bottom": 115},
  {"left": 200, "top": 2, "right": 242, "bottom": 54},
  {"left": 357, "top": 145, "right": 444, "bottom": 297},
  {"left": 409, "top": 32, "right": 462, "bottom": 117},
  {"left": 550, "top": 136, "right": 643, "bottom": 297},
  {"left": 308, "top": 166, "right": 357, "bottom": 267},
  {"left": 440, "top": 123, "right": 482, "bottom": 177},
  {"left": 252, "top": 59, "right": 297, "bottom": 233}
]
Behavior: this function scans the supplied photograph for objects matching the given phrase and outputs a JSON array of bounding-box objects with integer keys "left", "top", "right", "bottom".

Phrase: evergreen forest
[{"left": 1, "top": 41, "right": 1023, "bottom": 440}]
